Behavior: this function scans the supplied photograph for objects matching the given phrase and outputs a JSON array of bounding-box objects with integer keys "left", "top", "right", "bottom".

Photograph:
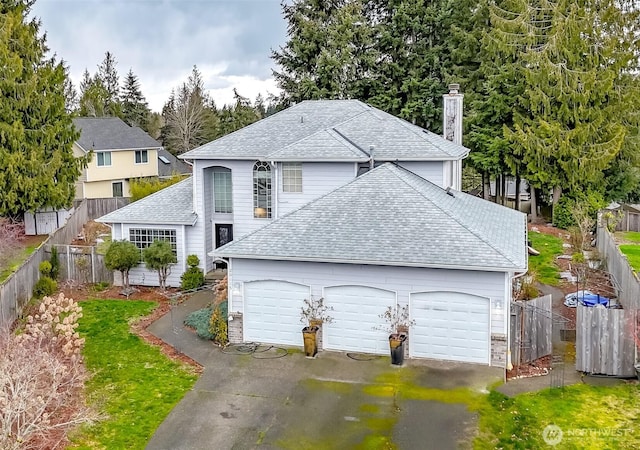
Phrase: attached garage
[
  {"left": 243, "top": 280, "right": 310, "bottom": 346},
  {"left": 324, "top": 286, "right": 395, "bottom": 355},
  {"left": 410, "top": 292, "right": 490, "bottom": 364},
  {"left": 216, "top": 164, "right": 528, "bottom": 368}
]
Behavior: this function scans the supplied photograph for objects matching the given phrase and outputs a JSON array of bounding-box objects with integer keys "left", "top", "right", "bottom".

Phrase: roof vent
[
  {"left": 445, "top": 187, "right": 456, "bottom": 198},
  {"left": 300, "top": 116, "right": 304, "bottom": 123}
]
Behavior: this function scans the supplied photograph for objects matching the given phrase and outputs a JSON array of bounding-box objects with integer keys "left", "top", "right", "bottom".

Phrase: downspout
[{"left": 508, "top": 270, "right": 528, "bottom": 373}]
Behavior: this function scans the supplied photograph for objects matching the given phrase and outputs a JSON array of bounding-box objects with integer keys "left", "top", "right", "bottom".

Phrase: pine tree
[
  {"left": 491, "top": 0, "right": 640, "bottom": 211},
  {"left": 120, "top": 69, "right": 151, "bottom": 130},
  {"left": 272, "top": 0, "right": 375, "bottom": 105},
  {"left": 62, "top": 63, "right": 78, "bottom": 113},
  {"left": 0, "top": 0, "right": 89, "bottom": 217},
  {"left": 97, "top": 51, "right": 120, "bottom": 116}
]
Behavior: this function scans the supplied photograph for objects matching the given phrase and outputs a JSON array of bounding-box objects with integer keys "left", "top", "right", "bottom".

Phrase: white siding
[
  {"left": 115, "top": 223, "right": 185, "bottom": 288},
  {"left": 229, "top": 259, "right": 509, "bottom": 335},
  {"left": 277, "top": 162, "right": 356, "bottom": 215},
  {"left": 397, "top": 161, "right": 445, "bottom": 188}
]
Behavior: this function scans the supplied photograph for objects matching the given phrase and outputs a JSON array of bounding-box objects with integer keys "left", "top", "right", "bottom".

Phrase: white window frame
[
  {"left": 129, "top": 228, "right": 177, "bottom": 261},
  {"left": 96, "top": 151, "right": 112, "bottom": 167},
  {"left": 213, "top": 167, "right": 233, "bottom": 214},
  {"left": 282, "top": 162, "right": 302, "bottom": 193},
  {"left": 135, "top": 150, "right": 148, "bottom": 164},
  {"left": 253, "top": 161, "right": 272, "bottom": 218}
]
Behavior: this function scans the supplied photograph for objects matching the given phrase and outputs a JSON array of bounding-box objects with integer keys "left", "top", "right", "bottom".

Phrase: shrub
[
  {"left": 33, "top": 277, "right": 57, "bottom": 298},
  {"left": 180, "top": 254, "right": 204, "bottom": 291},
  {"left": 143, "top": 240, "right": 176, "bottom": 290},
  {"left": 209, "top": 301, "right": 228, "bottom": 345},
  {"left": 92, "top": 281, "right": 110, "bottom": 292},
  {"left": 184, "top": 307, "right": 215, "bottom": 339},
  {"left": 130, "top": 174, "right": 184, "bottom": 202},
  {"left": 39, "top": 260, "right": 52, "bottom": 277},
  {"left": 49, "top": 246, "right": 59, "bottom": 280},
  {"left": 104, "top": 240, "right": 140, "bottom": 289}
]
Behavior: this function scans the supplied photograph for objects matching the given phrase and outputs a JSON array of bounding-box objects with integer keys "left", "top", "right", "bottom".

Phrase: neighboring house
[
  {"left": 97, "top": 94, "right": 528, "bottom": 367},
  {"left": 72, "top": 117, "right": 189, "bottom": 199},
  {"left": 158, "top": 147, "right": 192, "bottom": 180}
]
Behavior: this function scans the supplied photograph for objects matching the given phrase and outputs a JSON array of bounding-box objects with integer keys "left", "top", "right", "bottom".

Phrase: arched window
[{"left": 253, "top": 161, "right": 271, "bottom": 218}]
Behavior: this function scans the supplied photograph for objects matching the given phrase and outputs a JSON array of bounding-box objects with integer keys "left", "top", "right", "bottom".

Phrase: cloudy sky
[{"left": 30, "top": 0, "right": 288, "bottom": 112}]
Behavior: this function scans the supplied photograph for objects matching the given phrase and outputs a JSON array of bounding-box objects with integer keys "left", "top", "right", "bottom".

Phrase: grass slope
[
  {"left": 619, "top": 231, "right": 640, "bottom": 244},
  {"left": 528, "top": 231, "right": 564, "bottom": 285},
  {"left": 70, "top": 300, "right": 198, "bottom": 449},
  {"left": 619, "top": 245, "right": 640, "bottom": 272}
]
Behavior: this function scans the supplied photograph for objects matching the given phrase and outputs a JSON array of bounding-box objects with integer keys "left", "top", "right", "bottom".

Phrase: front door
[{"left": 214, "top": 224, "right": 233, "bottom": 269}]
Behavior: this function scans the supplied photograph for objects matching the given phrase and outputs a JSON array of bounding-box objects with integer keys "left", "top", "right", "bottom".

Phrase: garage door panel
[
  {"left": 410, "top": 291, "right": 490, "bottom": 364},
  {"left": 324, "top": 286, "right": 394, "bottom": 355},
  {"left": 244, "top": 280, "right": 309, "bottom": 346}
]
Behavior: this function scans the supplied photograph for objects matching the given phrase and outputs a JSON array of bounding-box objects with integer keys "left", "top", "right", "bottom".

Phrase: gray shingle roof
[
  {"left": 73, "top": 117, "right": 162, "bottom": 151},
  {"left": 180, "top": 100, "right": 468, "bottom": 161},
  {"left": 96, "top": 177, "right": 197, "bottom": 225},
  {"left": 157, "top": 147, "right": 191, "bottom": 177},
  {"left": 215, "top": 164, "right": 527, "bottom": 271}
]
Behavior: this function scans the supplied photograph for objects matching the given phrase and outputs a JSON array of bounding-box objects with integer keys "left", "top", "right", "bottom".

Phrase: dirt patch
[
  {"left": 60, "top": 284, "right": 203, "bottom": 373},
  {"left": 71, "top": 221, "right": 110, "bottom": 246},
  {"left": 507, "top": 355, "right": 551, "bottom": 380},
  {"left": 529, "top": 223, "right": 570, "bottom": 240}
]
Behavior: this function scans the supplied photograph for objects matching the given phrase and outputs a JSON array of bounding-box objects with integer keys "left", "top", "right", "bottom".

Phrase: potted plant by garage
[
  {"left": 300, "top": 297, "right": 333, "bottom": 358},
  {"left": 377, "top": 305, "right": 415, "bottom": 366}
]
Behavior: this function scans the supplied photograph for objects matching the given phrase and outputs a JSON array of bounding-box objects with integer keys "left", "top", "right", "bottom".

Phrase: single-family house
[
  {"left": 97, "top": 90, "right": 527, "bottom": 367},
  {"left": 72, "top": 117, "right": 190, "bottom": 199}
]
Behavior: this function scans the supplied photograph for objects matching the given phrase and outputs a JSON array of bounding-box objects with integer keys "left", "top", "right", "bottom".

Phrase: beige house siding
[
  {"left": 86, "top": 149, "right": 159, "bottom": 182},
  {"left": 83, "top": 179, "right": 131, "bottom": 199}
]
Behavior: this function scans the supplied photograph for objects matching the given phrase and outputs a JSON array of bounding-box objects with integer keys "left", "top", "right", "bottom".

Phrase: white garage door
[
  {"left": 410, "top": 292, "right": 490, "bottom": 364},
  {"left": 324, "top": 286, "right": 395, "bottom": 355},
  {"left": 244, "top": 280, "right": 310, "bottom": 346}
]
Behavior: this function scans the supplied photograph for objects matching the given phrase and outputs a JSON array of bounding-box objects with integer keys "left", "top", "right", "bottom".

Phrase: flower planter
[
  {"left": 389, "top": 334, "right": 407, "bottom": 366},
  {"left": 302, "top": 326, "right": 319, "bottom": 358}
]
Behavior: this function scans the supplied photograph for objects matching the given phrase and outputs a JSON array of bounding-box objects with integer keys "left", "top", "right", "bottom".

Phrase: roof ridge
[
  {"left": 388, "top": 165, "right": 523, "bottom": 266},
  {"left": 181, "top": 102, "right": 311, "bottom": 159},
  {"left": 110, "top": 176, "right": 192, "bottom": 213}
]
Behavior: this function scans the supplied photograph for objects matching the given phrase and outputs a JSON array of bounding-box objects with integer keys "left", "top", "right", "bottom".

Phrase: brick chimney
[{"left": 443, "top": 83, "right": 463, "bottom": 145}]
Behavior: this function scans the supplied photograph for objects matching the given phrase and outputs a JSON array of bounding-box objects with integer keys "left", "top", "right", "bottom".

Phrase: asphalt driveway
[{"left": 146, "top": 292, "right": 503, "bottom": 450}]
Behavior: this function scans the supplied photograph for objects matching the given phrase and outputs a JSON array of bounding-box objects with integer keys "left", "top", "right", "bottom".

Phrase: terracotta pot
[{"left": 302, "top": 326, "right": 319, "bottom": 358}]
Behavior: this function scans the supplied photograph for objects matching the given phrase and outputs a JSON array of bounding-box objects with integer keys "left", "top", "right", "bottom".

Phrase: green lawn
[
  {"left": 70, "top": 300, "right": 198, "bottom": 449},
  {"left": 475, "top": 384, "right": 640, "bottom": 449},
  {"left": 619, "top": 231, "right": 640, "bottom": 244},
  {"left": 0, "top": 239, "right": 46, "bottom": 282},
  {"left": 619, "top": 245, "right": 640, "bottom": 272},
  {"left": 528, "top": 231, "right": 564, "bottom": 285}
]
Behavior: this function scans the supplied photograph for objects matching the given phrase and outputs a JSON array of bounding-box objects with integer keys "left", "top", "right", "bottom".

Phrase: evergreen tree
[
  {"left": 0, "top": 0, "right": 88, "bottom": 218},
  {"left": 62, "top": 63, "right": 78, "bottom": 113},
  {"left": 491, "top": 0, "right": 640, "bottom": 212},
  {"left": 120, "top": 69, "right": 151, "bottom": 130},
  {"left": 215, "top": 89, "right": 260, "bottom": 138},
  {"left": 272, "top": 0, "right": 375, "bottom": 105},
  {"left": 78, "top": 73, "right": 109, "bottom": 117},
  {"left": 97, "top": 51, "right": 120, "bottom": 116}
]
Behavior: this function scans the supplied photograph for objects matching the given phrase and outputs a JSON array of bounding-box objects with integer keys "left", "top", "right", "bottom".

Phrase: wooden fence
[
  {"left": 576, "top": 306, "right": 636, "bottom": 377},
  {"left": 612, "top": 210, "right": 640, "bottom": 233},
  {"left": 75, "top": 197, "right": 130, "bottom": 220},
  {"left": 1, "top": 197, "right": 128, "bottom": 329},
  {"left": 597, "top": 220, "right": 640, "bottom": 311},
  {"left": 46, "top": 245, "right": 112, "bottom": 285},
  {"left": 510, "top": 295, "right": 553, "bottom": 365}
]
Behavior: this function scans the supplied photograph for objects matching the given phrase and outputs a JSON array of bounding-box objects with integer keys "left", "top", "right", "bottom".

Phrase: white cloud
[{"left": 31, "top": 0, "right": 287, "bottom": 111}]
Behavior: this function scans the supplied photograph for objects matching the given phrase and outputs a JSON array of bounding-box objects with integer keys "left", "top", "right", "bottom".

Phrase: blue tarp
[{"left": 564, "top": 290, "right": 610, "bottom": 308}]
